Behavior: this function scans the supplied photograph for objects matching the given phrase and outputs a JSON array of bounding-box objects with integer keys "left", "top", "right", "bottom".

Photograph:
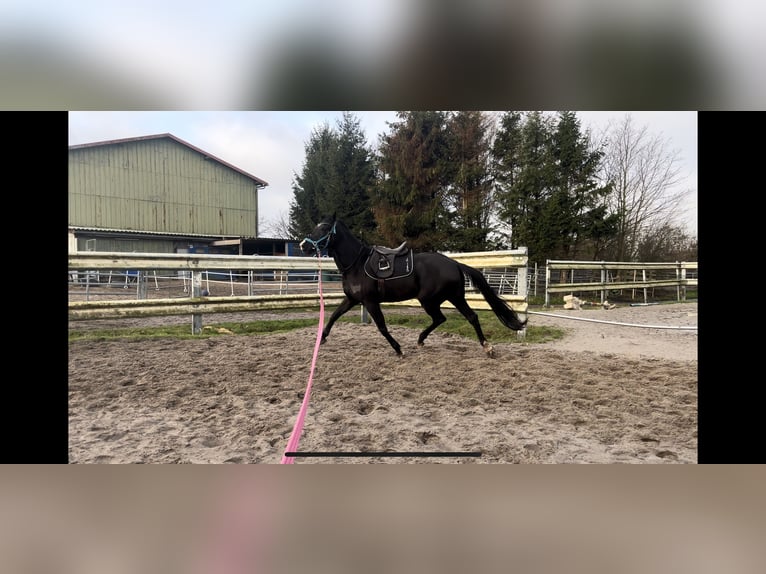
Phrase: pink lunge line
[{"left": 280, "top": 257, "right": 325, "bottom": 464}]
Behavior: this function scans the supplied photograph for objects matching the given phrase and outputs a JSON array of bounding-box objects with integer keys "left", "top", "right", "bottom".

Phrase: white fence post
[
  {"left": 191, "top": 271, "right": 203, "bottom": 335},
  {"left": 544, "top": 260, "right": 551, "bottom": 307}
]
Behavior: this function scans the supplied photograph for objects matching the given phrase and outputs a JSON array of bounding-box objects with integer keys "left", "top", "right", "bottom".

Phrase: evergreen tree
[
  {"left": 491, "top": 111, "right": 523, "bottom": 247},
  {"left": 443, "top": 111, "right": 494, "bottom": 251},
  {"left": 492, "top": 111, "right": 617, "bottom": 265},
  {"left": 548, "top": 111, "right": 616, "bottom": 260},
  {"left": 494, "top": 111, "right": 558, "bottom": 265},
  {"left": 288, "top": 112, "right": 376, "bottom": 240},
  {"left": 372, "top": 111, "right": 451, "bottom": 250},
  {"left": 289, "top": 122, "right": 335, "bottom": 239},
  {"left": 331, "top": 111, "right": 377, "bottom": 241}
]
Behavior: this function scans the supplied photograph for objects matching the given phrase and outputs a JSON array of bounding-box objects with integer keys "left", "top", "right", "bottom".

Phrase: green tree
[
  {"left": 548, "top": 111, "right": 616, "bottom": 260},
  {"left": 289, "top": 112, "right": 376, "bottom": 240},
  {"left": 372, "top": 111, "right": 451, "bottom": 250},
  {"left": 443, "top": 111, "right": 494, "bottom": 251},
  {"left": 289, "top": 122, "right": 335, "bottom": 238},
  {"left": 494, "top": 111, "right": 558, "bottom": 265},
  {"left": 492, "top": 111, "right": 618, "bottom": 265},
  {"left": 331, "top": 111, "right": 377, "bottom": 241},
  {"left": 490, "top": 111, "right": 524, "bottom": 248}
]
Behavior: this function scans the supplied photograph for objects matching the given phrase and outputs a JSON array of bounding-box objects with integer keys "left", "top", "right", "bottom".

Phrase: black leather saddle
[{"left": 364, "top": 242, "right": 413, "bottom": 279}]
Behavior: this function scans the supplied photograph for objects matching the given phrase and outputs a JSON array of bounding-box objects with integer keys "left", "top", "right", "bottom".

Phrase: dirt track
[{"left": 68, "top": 302, "right": 698, "bottom": 463}]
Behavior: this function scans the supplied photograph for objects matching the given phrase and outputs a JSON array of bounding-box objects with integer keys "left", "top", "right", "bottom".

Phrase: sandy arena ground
[{"left": 68, "top": 301, "right": 698, "bottom": 463}]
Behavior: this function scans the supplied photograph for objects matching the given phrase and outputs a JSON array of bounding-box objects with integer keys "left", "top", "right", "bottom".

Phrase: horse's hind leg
[
  {"left": 450, "top": 297, "right": 494, "bottom": 357},
  {"left": 417, "top": 300, "right": 447, "bottom": 346},
  {"left": 364, "top": 301, "right": 402, "bottom": 356}
]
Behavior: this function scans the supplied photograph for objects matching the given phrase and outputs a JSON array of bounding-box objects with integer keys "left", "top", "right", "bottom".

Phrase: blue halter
[{"left": 302, "top": 221, "right": 336, "bottom": 253}]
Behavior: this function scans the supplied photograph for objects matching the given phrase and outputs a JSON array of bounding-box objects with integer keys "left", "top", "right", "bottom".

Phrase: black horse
[{"left": 299, "top": 215, "right": 527, "bottom": 357}]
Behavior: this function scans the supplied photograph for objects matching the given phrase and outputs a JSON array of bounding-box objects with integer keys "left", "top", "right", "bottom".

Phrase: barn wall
[{"left": 69, "top": 138, "right": 260, "bottom": 237}]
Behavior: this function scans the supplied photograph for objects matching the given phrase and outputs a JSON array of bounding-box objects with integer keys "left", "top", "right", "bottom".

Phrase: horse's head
[{"left": 299, "top": 215, "right": 337, "bottom": 255}]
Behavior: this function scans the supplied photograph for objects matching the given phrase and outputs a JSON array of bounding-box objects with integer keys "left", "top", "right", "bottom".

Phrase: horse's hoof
[{"left": 483, "top": 343, "right": 495, "bottom": 358}]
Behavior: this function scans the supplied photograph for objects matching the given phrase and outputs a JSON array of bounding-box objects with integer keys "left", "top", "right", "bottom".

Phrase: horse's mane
[{"left": 331, "top": 217, "right": 373, "bottom": 249}]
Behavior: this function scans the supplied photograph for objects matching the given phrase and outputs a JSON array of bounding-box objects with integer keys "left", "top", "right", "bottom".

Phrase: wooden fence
[
  {"left": 544, "top": 260, "right": 698, "bottom": 307},
  {"left": 69, "top": 249, "right": 529, "bottom": 334}
]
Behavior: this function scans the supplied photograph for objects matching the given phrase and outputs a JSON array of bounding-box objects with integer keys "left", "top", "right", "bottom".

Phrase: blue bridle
[{"left": 300, "top": 221, "right": 337, "bottom": 253}]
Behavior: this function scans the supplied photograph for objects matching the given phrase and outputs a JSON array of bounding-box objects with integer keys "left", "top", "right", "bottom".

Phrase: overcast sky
[{"left": 68, "top": 111, "right": 697, "bottom": 236}]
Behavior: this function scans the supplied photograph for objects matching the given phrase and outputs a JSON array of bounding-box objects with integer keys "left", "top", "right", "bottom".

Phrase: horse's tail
[{"left": 458, "top": 263, "right": 527, "bottom": 331}]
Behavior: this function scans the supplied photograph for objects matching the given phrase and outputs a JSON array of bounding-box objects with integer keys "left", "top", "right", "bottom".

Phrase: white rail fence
[
  {"left": 544, "top": 260, "right": 698, "bottom": 307},
  {"left": 69, "top": 249, "right": 529, "bottom": 334}
]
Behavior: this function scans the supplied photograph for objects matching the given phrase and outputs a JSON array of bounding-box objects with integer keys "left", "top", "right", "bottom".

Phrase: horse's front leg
[
  {"left": 364, "top": 301, "right": 402, "bottom": 356},
  {"left": 322, "top": 296, "right": 358, "bottom": 343}
]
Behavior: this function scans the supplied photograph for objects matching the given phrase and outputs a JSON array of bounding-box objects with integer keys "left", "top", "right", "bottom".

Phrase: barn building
[{"left": 68, "top": 133, "right": 297, "bottom": 256}]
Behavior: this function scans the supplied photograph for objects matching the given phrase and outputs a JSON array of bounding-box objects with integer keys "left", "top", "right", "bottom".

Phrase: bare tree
[
  {"left": 259, "top": 211, "right": 294, "bottom": 239},
  {"left": 599, "top": 114, "right": 692, "bottom": 261}
]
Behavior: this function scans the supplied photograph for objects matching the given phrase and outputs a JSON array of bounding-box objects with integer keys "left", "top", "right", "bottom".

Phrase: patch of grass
[
  {"left": 69, "top": 308, "right": 565, "bottom": 345},
  {"left": 340, "top": 309, "right": 562, "bottom": 344},
  {"left": 68, "top": 325, "right": 198, "bottom": 342}
]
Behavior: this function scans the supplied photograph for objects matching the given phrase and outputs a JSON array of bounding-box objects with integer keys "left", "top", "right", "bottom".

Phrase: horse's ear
[{"left": 332, "top": 211, "right": 337, "bottom": 222}]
